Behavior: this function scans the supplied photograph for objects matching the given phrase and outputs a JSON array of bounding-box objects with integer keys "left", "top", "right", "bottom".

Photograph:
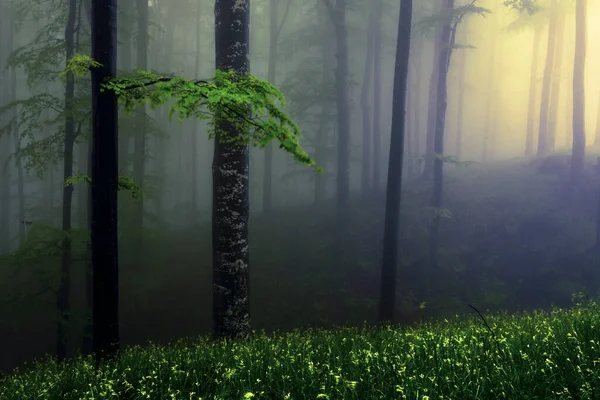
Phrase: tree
[
  {"left": 56, "top": 0, "right": 79, "bottom": 361},
  {"left": 371, "top": 0, "right": 382, "bottom": 191},
  {"left": 537, "top": 0, "right": 557, "bottom": 156},
  {"left": 571, "top": 0, "right": 586, "bottom": 185},
  {"left": 90, "top": 0, "right": 120, "bottom": 363},
  {"left": 361, "top": 1, "right": 375, "bottom": 201},
  {"left": 262, "top": 0, "right": 291, "bottom": 213},
  {"left": 378, "top": 0, "right": 412, "bottom": 325},
  {"left": 212, "top": 0, "right": 252, "bottom": 339}
]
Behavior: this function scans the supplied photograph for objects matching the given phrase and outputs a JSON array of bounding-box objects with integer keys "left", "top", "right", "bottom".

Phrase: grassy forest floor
[
  {"left": 1, "top": 298, "right": 600, "bottom": 399},
  {"left": 2, "top": 153, "right": 600, "bottom": 382}
]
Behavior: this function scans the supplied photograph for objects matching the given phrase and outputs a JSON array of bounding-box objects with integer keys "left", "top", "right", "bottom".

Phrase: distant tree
[
  {"left": 371, "top": 0, "right": 382, "bottom": 191},
  {"left": 571, "top": 0, "right": 586, "bottom": 185},
  {"left": 361, "top": 1, "right": 375, "bottom": 201},
  {"left": 378, "top": 0, "right": 413, "bottom": 325},
  {"left": 537, "top": 0, "right": 557, "bottom": 156},
  {"left": 90, "top": 0, "right": 120, "bottom": 364}
]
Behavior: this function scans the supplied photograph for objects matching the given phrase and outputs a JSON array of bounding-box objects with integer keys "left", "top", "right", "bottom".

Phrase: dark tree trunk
[
  {"left": 571, "top": 0, "right": 586, "bottom": 185},
  {"left": 212, "top": 0, "right": 251, "bottom": 339},
  {"left": 361, "top": 3, "right": 375, "bottom": 201},
  {"left": 378, "top": 0, "right": 412, "bottom": 325},
  {"left": 429, "top": 0, "right": 454, "bottom": 271},
  {"left": 90, "top": 0, "right": 120, "bottom": 364},
  {"left": 57, "top": 0, "right": 78, "bottom": 361},
  {"left": 548, "top": 10, "right": 565, "bottom": 152},
  {"left": 81, "top": 138, "right": 93, "bottom": 356},
  {"left": 525, "top": 24, "right": 542, "bottom": 156},
  {"left": 132, "top": 0, "right": 148, "bottom": 255},
  {"left": 371, "top": 0, "right": 382, "bottom": 191},
  {"left": 537, "top": 0, "right": 557, "bottom": 156}
]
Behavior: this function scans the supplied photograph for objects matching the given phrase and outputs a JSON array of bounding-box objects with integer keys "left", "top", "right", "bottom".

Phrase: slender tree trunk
[
  {"left": 117, "top": 1, "right": 133, "bottom": 173},
  {"left": 314, "top": 26, "right": 333, "bottom": 204},
  {"left": 525, "top": 24, "right": 542, "bottom": 156},
  {"left": 482, "top": 18, "right": 497, "bottom": 162},
  {"left": 548, "top": 10, "right": 565, "bottom": 152},
  {"left": 538, "top": 0, "right": 557, "bottom": 156},
  {"left": 571, "top": 0, "right": 586, "bottom": 185},
  {"left": 191, "top": 0, "right": 202, "bottom": 224},
  {"left": 212, "top": 0, "right": 251, "bottom": 339},
  {"left": 429, "top": 0, "right": 454, "bottom": 271},
  {"left": 15, "top": 130, "right": 24, "bottom": 244},
  {"left": 132, "top": 0, "right": 148, "bottom": 255},
  {"left": 378, "top": 0, "right": 412, "bottom": 325},
  {"left": 91, "top": 0, "right": 120, "bottom": 364},
  {"left": 361, "top": 3, "right": 375, "bottom": 201},
  {"left": 371, "top": 0, "right": 382, "bottom": 191},
  {"left": 57, "top": 0, "right": 79, "bottom": 361},
  {"left": 455, "top": 46, "right": 466, "bottom": 159},
  {"left": 262, "top": 0, "right": 289, "bottom": 213},
  {"left": 81, "top": 138, "right": 93, "bottom": 355},
  {"left": 423, "top": 3, "right": 443, "bottom": 179}
]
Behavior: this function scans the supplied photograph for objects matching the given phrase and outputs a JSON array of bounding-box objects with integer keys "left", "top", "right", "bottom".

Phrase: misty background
[{"left": 1, "top": 0, "right": 600, "bottom": 376}]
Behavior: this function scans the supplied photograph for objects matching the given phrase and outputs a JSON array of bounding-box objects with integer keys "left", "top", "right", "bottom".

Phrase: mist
[{"left": 1, "top": 0, "right": 600, "bottom": 393}]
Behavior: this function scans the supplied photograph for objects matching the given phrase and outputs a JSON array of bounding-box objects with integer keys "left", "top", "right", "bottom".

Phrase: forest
[{"left": 1, "top": 0, "right": 600, "bottom": 398}]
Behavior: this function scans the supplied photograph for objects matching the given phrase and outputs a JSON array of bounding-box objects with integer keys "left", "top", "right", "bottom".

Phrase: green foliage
[
  {"left": 65, "top": 173, "right": 144, "bottom": 199},
  {"left": 414, "top": 4, "right": 490, "bottom": 35},
  {"left": 504, "top": 0, "right": 541, "bottom": 15},
  {"left": 3, "top": 301, "right": 600, "bottom": 399},
  {"left": 66, "top": 54, "right": 320, "bottom": 171}
]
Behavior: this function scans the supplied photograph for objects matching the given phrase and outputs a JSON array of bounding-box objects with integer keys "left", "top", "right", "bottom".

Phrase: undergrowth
[{"left": 1, "top": 296, "right": 600, "bottom": 399}]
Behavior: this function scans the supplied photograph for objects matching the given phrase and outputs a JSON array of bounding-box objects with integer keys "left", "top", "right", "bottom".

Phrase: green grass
[{"left": 2, "top": 299, "right": 600, "bottom": 399}]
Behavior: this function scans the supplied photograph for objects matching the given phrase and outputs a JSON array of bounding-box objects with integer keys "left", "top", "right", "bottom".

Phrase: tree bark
[
  {"left": 90, "top": 0, "right": 120, "bottom": 364},
  {"left": 571, "top": 0, "right": 586, "bottom": 185},
  {"left": 378, "top": 0, "right": 412, "bottom": 325},
  {"left": 454, "top": 44, "right": 466, "bottom": 159},
  {"left": 212, "top": 0, "right": 251, "bottom": 339}
]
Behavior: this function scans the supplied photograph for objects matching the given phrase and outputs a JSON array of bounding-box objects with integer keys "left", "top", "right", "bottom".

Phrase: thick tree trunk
[
  {"left": 91, "top": 0, "right": 120, "bottom": 364},
  {"left": 361, "top": 3, "right": 375, "bottom": 201},
  {"left": 378, "top": 0, "right": 412, "bottom": 325},
  {"left": 547, "top": 10, "right": 565, "bottom": 152},
  {"left": 57, "top": 0, "right": 78, "bottom": 361},
  {"left": 525, "top": 24, "right": 542, "bottom": 156},
  {"left": 571, "top": 0, "right": 586, "bottom": 185},
  {"left": 212, "top": 0, "right": 251, "bottom": 339},
  {"left": 429, "top": 0, "right": 454, "bottom": 271},
  {"left": 537, "top": 0, "right": 557, "bottom": 156}
]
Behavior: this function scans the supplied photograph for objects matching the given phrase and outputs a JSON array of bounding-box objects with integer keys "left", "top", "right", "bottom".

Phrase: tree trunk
[
  {"left": 212, "top": 0, "right": 251, "bottom": 340},
  {"left": 429, "top": 0, "right": 454, "bottom": 271},
  {"left": 90, "top": 0, "right": 120, "bottom": 364},
  {"left": 56, "top": 0, "right": 78, "bottom": 361},
  {"left": 132, "top": 0, "right": 148, "bottom": 254},
  {"left": 423, "top": 2, "right": 443, "bottom": 179},
  {"left": 361, "top": 2, "right": 375, "bottom": 201},
  {"left": 454, "top": 45, "right": 466, "bottom": 159},
  {"left": 537, "top": 0, "right": 557, "bottom": 156},
  {"left": 262, "top": 0, "right": 289, "bottom": 213},
  {"left": 378, "top": 0, "right": 412, "bottom": 325},
  {"left": 571, "top": 0, "right": 586, "bottom": 185},
  {"left": 371, "top": 0, "right": 382, "bottom": 191},
  {"left": 191, "top": 0, "right": 202, "bottom": 224},
  {"left": 525, "top": 24, "right": 542, "bottom": 156},
  {"left": 547, "top": 10, "right": 565, "bottom": 152},
  {"left": 482, "top": 17, "right": 497, "bottom": 162},
  {"left": 314, "top": 23, "right": 334, "bottom": 204}
]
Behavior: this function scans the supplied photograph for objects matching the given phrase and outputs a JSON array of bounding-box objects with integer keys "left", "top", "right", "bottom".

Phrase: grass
[{"left": 2, "top": 299, "right": 600, "bottom": 399}]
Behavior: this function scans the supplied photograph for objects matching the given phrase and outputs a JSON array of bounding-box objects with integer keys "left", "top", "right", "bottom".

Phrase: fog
[{"left": 1, "top": 0, "right": 600, "bottom": 377}]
